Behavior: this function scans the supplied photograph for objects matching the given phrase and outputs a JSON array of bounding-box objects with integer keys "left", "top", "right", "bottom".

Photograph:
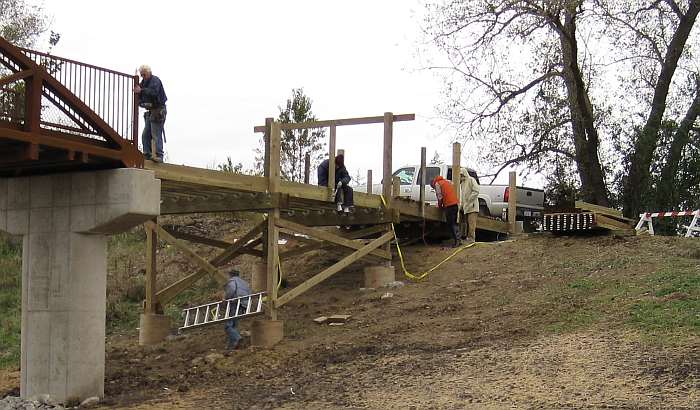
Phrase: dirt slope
[
  {"left": 1, "top": 227, "right": 698, "bottom": 408},
  {"left": 92, "top": 233, "right": 699, "bottom": 409}
]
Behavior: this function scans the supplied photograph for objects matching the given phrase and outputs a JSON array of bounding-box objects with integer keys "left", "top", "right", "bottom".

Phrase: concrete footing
[
  {"left": 251, "top": 320, "right": 283, "bottom": 347},
  {"left": 138, "top": 314, "right": 171, "bottom": 345},
  {"left": 364, "top": 265, "right": 395, "bottom": 288},
  {"left": 0, "top": 169, "right": 160, "bottom": 403}
]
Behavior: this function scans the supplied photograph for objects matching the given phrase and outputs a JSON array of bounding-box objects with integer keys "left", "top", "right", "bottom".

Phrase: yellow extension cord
[{"left": 379, "top": 195, "right": 477, "bottom": 281}]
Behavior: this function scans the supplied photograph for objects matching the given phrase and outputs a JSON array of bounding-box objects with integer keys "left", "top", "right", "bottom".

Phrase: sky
[{"left": 39, "top": 0, "right": 538, "bottom": 187}]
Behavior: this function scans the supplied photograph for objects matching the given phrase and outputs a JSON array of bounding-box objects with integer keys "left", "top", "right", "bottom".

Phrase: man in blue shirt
[
  {"left": 223, "top": 269, "right": 251, "bottom": 350},
  {"left": 134, "top": 65, "right": 167, "bottom": 162}
]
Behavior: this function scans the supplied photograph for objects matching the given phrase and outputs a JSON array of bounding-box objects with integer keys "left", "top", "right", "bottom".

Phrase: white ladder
[{"left": 179, "top": 292, "right": 266, "bottom": 331}]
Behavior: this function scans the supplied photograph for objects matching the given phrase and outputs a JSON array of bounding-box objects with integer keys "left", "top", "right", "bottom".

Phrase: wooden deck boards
[{"left": 146, "top": 161, "right": 510, "bottom": 233}]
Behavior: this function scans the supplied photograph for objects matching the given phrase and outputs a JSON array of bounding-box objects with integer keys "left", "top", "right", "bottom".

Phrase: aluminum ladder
[{"left": 179, "top": 292, "right": 266, "bottom": 331}]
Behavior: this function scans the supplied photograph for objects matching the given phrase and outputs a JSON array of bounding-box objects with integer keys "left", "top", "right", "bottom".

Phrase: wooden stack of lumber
[
  {"left": 574, "top": 201, "right": 636, "bottom": 234},
  {"left": 541, "top": 201, "right": 635, "bottom": 235}
]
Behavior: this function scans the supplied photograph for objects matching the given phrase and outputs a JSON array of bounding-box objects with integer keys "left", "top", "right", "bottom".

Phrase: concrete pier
[{"left": 0, "top": 169, "right": 160, "bottom": 403}]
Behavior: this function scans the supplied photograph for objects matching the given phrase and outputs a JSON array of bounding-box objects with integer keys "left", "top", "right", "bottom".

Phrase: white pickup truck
[{"left": 356, "top": 163, "right": 544, "bottom": 225}]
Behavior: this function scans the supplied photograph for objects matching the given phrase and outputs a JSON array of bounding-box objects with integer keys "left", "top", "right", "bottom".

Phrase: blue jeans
[
  {"left": 141, "top": 110, "right": 165, "bottom": 158},
  {"left": 224, "top": 319, "right": 240, "bottom": 348}
]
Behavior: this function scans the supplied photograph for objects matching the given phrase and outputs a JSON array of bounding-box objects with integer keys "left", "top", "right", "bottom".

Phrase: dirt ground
[{"left": 3, "top": 232, "right": 700, "bottom": 409}]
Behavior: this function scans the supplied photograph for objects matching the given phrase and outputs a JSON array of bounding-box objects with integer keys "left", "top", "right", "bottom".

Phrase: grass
[
  {"left": 543, "top": 255, "right": 700, "bottom": 341},
  {"left": 0, "top": 236, "right": 21, "bottom": 369}
]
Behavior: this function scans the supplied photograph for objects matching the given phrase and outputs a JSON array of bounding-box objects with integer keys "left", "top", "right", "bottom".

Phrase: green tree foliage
[
  {"left": 0, "top": 0, "right": 50, "bottom": 47},
  {"left": 217, "top": 157, "right": 244, "bottom": 174},
  {"left": 277, "top": 88, "right": 326, "bottom": 182}
]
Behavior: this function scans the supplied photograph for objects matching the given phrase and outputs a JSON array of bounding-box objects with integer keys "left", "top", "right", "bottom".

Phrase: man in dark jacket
[
  {"left": 317, "top": 154, "right": 354, "bottom": 213},
  {"left": 134, "top": 65, "right": 167, "bottom": 162}
]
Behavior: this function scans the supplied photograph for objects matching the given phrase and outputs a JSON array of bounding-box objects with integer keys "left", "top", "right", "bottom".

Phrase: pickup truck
[{"left": 356, "top": 163, "right": 544, "bottom": 225}]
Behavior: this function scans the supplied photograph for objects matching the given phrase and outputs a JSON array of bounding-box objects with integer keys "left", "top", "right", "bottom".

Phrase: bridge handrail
[{"left": 17, "top": 47, "right": 139, "bottom": 144}]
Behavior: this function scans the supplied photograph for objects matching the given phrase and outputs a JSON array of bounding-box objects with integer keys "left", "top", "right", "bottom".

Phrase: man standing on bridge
[
  {"left": 431, "top": 175, "right": 461, "bottom": 248},
  {"left": 134, "top": 65, "right": 167, "bottom": 162},
  {"left": 223, "top": 269, "right": 251, "bottom": 350}
]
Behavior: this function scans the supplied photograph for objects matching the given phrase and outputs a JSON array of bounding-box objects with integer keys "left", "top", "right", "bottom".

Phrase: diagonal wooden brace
[
  {"left": 155, "top": 220, "right": 265, "bottom": 305},
  {"left": 276, "top": 218, "right": 391, "bottom": 260},
  {"left": 276, "top": 231, "right": 394, "bottom": 307}
]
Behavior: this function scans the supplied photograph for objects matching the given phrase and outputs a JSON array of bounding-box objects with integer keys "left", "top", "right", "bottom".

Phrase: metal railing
[{"left": 18, "top": 47, "right": 139, "bottom": 144}]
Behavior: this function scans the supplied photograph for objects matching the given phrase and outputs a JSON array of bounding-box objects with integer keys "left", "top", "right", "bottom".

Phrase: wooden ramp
[{"left": 141, "top": 114, "right": 511, "bottom": 319}]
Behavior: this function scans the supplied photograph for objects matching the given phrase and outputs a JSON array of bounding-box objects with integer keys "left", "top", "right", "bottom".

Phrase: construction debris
[
  {"left": 313, "top": 316, "right": 328, "bottom": 325},
  {"left": 381, "top": 292, "right": 394, "bottom": 300},
  {"left": 327, "top": 315, "right": 351, "bottom": 324}
]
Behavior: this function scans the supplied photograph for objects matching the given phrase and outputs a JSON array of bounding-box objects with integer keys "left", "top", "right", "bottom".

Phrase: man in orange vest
[{"left": 431, "top": 175, "right": 461, "bottom": 247}]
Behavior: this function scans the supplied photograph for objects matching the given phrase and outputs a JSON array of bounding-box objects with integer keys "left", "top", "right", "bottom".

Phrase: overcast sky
[{"left": 40, "top": 0, "right": 536, "bottom": 187}]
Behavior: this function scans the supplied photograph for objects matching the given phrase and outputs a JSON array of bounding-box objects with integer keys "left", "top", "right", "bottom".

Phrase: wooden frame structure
[{"left": 140, "top": 112, "right": 512, "bottom": 321}]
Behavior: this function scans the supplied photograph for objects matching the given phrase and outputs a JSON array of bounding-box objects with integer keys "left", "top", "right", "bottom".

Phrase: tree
[
  {"left": 277, "top": 88, "right": 326, "bottom": 182},
  {"left": 217, "top": 157, "right": 244, "bottom": 174},
  {"left": 423, "top": 0, "right": 700, "bottom": 215},
  {"left": 0, "top": 0, "right": 50, "bottom": 47}
]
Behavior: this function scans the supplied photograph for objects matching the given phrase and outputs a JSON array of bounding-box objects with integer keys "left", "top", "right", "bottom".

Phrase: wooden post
[
  {"left": 508, "top": 171, "right": 517, "bottom": 233},
  {"left": 452, "top": 142, "right": 462, "bottom": 234},
  {"left": 144, "top": 218, "right": 158, "bottom": 314},
  {"left": 367, "top": 170, "right": 373, "bottom": 194},
  {"left": 452, "top": 142, "right": 461, "bottom": 205},
  {"left": 304, "top": 152, "right": 310, "bottom": 184},
  {"left": 420, "top": 147, "right": 426, "bottom": 218},
  {"left": 262, "top": 118, "right": 273, "bottom": 261},
  {"left": 392, "top": 176, "right": 400, "bottom": 198},
  {"left": 382, "top": 112, "right": 393, "bottom": 205},
  {"left": 267, "top": 120, "right": 282, "bottom": 320},
  {"left": 328, "top": 125, "right": 337, "bottom": 201}
]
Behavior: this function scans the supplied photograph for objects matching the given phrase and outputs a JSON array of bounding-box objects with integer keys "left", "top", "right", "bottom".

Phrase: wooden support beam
[
  {"left": 392, "top": 176, "right": 400, "bottom": 199},
  {"left": 253, "top": 113, "right": 415, "bottom": 133},
  {"left": 367, "top": 169, "right": 372, "bottom": 194},
  {"left": 508, "top": 171, "right": 517, "bottom": 233},
  {"left": 281, "top": 210, "right": 394, "bottom": 227},
  {"left": 280, "top": 224, "right": 392, "bottom": 260},
  {"left": 163, "top": 227, "right": 263, "bottom": 256},
  {"left": 420, "top": 147, "right": 426, "bottom": 219},
  {"left": 276, "top": 218, "right": 391, "bottom": 259},
  {"left": 266, "top": 211, "right": 280, "bottom": 320},
  {"left": 160, "top": 192, "right": 275, "bottom": 214},
  {"left": 452, "top": 142, "right": 461, "bottom": 205},
  {"left": 0, "top": 69, "right": 32, "bottom": 87},
  {"left": 328, "top": 124, "right": 336, "bottom": 202},
  {"left": 146, "top": 221, "right": 229, "bottom": 284},
  {"left": 144, "top": 219, "right": 158, "bottom": 314},
  {"left": 276, "top": 231, "right": 393, "bottom": 307},
  {"left": 383, "top": 112, "right": 394, "bottom": 205},
  {"left": 155, "top": 221, "right": 265, "bottom": 305}
]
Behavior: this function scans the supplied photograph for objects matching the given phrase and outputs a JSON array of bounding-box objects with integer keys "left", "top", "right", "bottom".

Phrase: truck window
[
  {"left": 392, "top": 167, "right": 415, "bottom": 185},
  {"left": 416, "top": 166, "right": 440, "bottom": 185}
]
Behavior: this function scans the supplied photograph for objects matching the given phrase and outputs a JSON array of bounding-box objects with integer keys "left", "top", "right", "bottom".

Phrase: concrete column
[{"left": 0, "top": 169, "right": 160, "bottom": 403}]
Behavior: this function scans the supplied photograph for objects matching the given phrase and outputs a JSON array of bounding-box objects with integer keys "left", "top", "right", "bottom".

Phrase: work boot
[
  {"left": 452, "top": 239, "right": 462, "bottom": 248},
  {"left": 144, "top": 153, "right": 152, "bottom": 160},
  {"left": 227, "top": 340, "right": 239, "bottom": 351},
  {"left": 336, "top": 203, "right": 343, "bottom": 212},
  {"left": 152, "top": 156, "right": 163, "bottom": 163},
  {"left": 343, "top": 206, "right": 352, "bottom": 214}
]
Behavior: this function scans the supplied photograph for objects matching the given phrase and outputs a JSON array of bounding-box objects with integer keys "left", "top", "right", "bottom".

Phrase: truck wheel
[{"left": 479, "top": 204, "right": 490, "bottom": 217}]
